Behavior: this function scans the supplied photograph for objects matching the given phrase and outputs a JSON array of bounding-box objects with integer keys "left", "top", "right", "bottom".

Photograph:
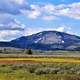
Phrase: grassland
[
  {"left": 0, "top": 55, "right": 80, "bottom": 79},
  {"left": 0, "top": 63, "right": 80, "bottom": 80},
  {"left": 0, "top": 54, "right": 80, "bottom": 64},
  {"left": 0, "top": 48, "right": 80, "bottom": 80}
]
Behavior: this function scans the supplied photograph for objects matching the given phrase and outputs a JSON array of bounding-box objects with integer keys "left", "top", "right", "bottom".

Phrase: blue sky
[{"left": 0, "top": 0, "right": 80, "bottom": 41}]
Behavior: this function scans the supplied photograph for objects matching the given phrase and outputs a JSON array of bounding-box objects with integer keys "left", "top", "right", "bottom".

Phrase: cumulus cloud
[
  {"left": 11, "top": 0, "right": 25, "bottom": 5},
  {"left": 55, "top": 25, "right": 72, "bottom": 32},
  {"left": 0, "top": 13, "right": 25, "bottom": 41},
  {"left": 0, "top": 30, "right": 23, "bottom": 41},
  {"left": 24, "top": 2, "right": 80, "bottom": 20},
  {"left": 0, "top": 14, "right": 24, "bottom": 31},
  {"left": 56, "top": 26, "right": 65, "bottom": 32},
  {"left": 43, "top": 4, "right": 55, "bottom": 14},
  {"left": 21, "top": 4, "right": 41, "bottom": 19},
  {"left": 0, "top": 0, "right": 79, "bottom": 19},
  {"left": 56, "top": 4, "right": 80, "bottom": 19},
  {"left": 0, "top": 0, "right": 30, "bottom": 15},
  {"left": 43, "top": 2, "right": 80, "bottom": 19},
  {"left": 42, "top": 16, "right": 57, "bottom": 20}
]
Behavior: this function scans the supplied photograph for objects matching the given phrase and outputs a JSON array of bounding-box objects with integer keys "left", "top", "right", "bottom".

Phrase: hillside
[{"left": 0, "top": 31, "right": 80, "bottom": 50}]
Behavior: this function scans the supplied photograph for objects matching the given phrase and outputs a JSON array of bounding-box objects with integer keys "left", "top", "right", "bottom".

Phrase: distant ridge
[{"left": 0, "top": 31, "right": 80, "bottom": 50}]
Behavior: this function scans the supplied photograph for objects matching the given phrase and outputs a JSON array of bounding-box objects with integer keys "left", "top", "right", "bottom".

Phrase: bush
[
  {"left": 26, "top": 64, "right": 37, "bottom": 73},
  {"left": 35, "top": 68, "right": 50, "bottom": 75},
  {"left": 50, "top": 68, "right": 61, "bottom": 74}
]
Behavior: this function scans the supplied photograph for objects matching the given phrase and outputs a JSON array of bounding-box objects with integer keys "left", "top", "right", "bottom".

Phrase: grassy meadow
[
  {"left": 0, "top": 63, "right": 80, "bottom": 80},
  {"left": 0, "top": 48, "right": 80, "bottom": 80}
]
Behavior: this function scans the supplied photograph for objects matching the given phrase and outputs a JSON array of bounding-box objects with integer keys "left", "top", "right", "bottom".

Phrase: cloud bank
[{"left": 0, "top": 0, "right": 80, "bottom": 41}]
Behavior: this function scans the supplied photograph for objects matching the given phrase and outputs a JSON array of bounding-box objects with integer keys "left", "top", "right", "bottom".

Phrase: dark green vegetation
[
  {"left": 0, "top": 48, "right": 33, "bottom": 55},
  {"left": 24, "top": 49, "right": 33, "bottom": 55},
  {"left": 0, "top": 47, "right": 80, "bottom": 56},
  {"left": 0, "top": 63, "right": 80, "bottom": 80}
]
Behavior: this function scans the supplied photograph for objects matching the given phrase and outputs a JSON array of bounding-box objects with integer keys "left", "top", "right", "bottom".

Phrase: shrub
[
  {"left": 26, "top": 64, "right": 37, "bottom": 73},
  {"left": 34, "top": 68, "right": 50, "bottom": 75},
  {"left": 49, "top": 68, "right": 61, "bottom": 74}
]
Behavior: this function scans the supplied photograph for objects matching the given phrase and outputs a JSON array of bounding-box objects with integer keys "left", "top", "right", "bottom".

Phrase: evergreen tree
[
  {"left": 27, "top": 49, "right": 32, "bottom": 55},
  {"left": 24, "top": 49, "right": 32, "bottom": 55}
]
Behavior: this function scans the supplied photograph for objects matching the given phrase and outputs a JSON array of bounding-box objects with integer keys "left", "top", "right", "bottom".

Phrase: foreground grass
[
  {"left": 0, "top": 52, "right": 80, "bottom": 80},
  {"left": 0, "top": 63, "right": 80, "bottom": 80},
  {"left": 0, "top": 73, "right": 80, "bottom": 80}
]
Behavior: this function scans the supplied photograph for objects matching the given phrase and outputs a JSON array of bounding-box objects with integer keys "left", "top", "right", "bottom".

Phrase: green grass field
[
  {"left": 0, "top": 63, "right": 80, "bottom": 80},
  {"left": 0, "top": 55, "right": 80, "bottom": 80},
  {"left": 0, "top": 49, "right": 80, "bottom": 80}
]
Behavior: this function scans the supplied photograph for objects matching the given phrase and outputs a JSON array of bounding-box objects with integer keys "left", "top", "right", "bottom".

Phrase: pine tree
[
  {"left": 24, "top": 49, "right": 32, "bottom": 55},
  {"left": 27, "top": 49, "right": 32, "bottom": 55}
]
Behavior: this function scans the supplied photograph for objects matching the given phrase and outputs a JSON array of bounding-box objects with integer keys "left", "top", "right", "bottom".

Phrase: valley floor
[{"left": 0, "top": 54, "right": 80, "bottom": 80}]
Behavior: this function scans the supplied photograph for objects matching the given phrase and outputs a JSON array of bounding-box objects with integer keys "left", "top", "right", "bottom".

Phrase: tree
[
  {"left": 3, "top": 48, "right": 8, "bottom": 54},
  {"left": 0, "top": 50, "right": 2, "bottom": 53},
  {"left": 24, "top": 49, "right": 32, "bottom": 55},
  {"left": 27, "top": 49, "right": 32, "bottom": 55}
]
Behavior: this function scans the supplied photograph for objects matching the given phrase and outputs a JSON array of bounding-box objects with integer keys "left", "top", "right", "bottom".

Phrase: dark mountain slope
[{"left": 9, "top": 31, "right": 80, "bottom": 50}]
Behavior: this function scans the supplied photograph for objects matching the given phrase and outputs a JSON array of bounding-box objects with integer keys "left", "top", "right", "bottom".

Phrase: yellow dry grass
[{"left": 0, "top": 57, "right": 80, "bottom": 63}]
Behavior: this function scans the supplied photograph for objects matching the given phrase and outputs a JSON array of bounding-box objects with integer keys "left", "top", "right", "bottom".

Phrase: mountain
[{"left": 0, "top": 31, "right": 80, "bottom": 50}]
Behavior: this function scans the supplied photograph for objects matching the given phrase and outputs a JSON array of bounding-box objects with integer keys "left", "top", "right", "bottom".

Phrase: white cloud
[
  {"left": 21, "top": 4, "right": 41, "bottom": 19},
  {"left": 0, "top": 14, "right": 24, "bottom": 31},
  {"left": 56, "top": 26, "right": 65, "bottom": 32},
  {"left": 69, "top": 2, "right": 80, "bottom": 8},
  {"left": 0, "top": 13, "right": 25, "bottom": 41},
  {"left": 28, "top": 4, "right": 41, "bottom": 19},
  {"left": 0, "top": 0, "right": 29, "bottom": 15},
  {"left": 57, "top": 7, "right": 80, "bottom": 19},
  {"left": 0, "top": 30, "right": 23, "bottom": 41},
  {"left": 27, "top": 10, "right": 40, "bottom": 19},
  {"left": 55, "top": 25, "right": 72, "bottom": 32},
  {"left": 42, "top": 16, "right": 57, "bottom": 20},
  {"left": 38, "top": 2, "right": 80, "bottom": 20},
  {"left": 56, "top": 4, "right": 67, "bottom": 9},
  {"left": 53, "top": 2, "right": 80, "bottom": 19},
  {"left": 0, "top": 0, "right": 79, "bottom": 20},
  {"left": 11, "top": 0, "right": 25, "bottom": 5},
  {"left": 22, "top": 2, "right": 80, "bottom": 20},
  {"left": 43, "top": 4, "right": 55, "bottom": 14}
]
